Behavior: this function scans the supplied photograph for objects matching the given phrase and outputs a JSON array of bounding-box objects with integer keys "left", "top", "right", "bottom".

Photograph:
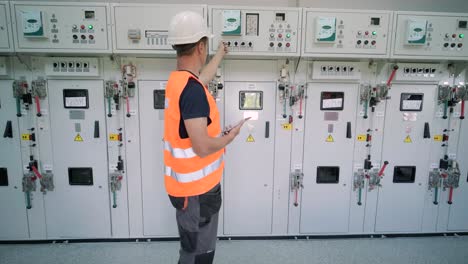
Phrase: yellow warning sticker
[
  {"left": 74, "top": 134, "right": 84, "bottom": 142},
  {"left": 357, "top": 134, "right": 366, "bottom": 142},
  {"left": 282, "top": 123, "right": 292, "bottom": 130},
  {"left": 433, "top": 135, "right": 443, "bottom": 142},
  {"left": 326, "top": 134, "right": 334, "bottom": 143},
  {"left": 246, "top": 134, "right": 255, "bottom": 143},
  {"left": 109, "top": 134, "right": 119, "bottom": 141},
  {"left": 21, "top": 134, "right": 30, "bottom": 141},
  {"left": 404, "top": 135, "right": 412, "bottom": 143}
]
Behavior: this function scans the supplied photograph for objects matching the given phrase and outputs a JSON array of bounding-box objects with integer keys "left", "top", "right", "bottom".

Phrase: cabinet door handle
[
  {"left": 3, "top": 121, "right": 13, "bottom": 138},
  {"left": 346, "top": 122, "right": 352, "bottom": 139},
  {"left": 94, "top": 121, "right": 100, "bottom": 138},
  {"left": 424, "top": 122, "right": 430, "bottom": 139},
  {"left": 265, "top": 121, "right": 270, "bottom": 138}
]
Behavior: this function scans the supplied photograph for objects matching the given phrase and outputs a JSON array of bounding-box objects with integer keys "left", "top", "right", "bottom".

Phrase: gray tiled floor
[{"left": 1, "top": 236, "right": 468, "bottom": 264}]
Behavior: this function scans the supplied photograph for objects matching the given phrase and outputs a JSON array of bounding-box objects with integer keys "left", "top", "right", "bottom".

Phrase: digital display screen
[
  {"left": 458, "top": 20, "right": 467, "bottom": 29},
  {"left": 68, "top": 167, "right": 93, "bottom": 186},
  {"left": 239, "top": 91, "right": 263, "bottom": 110},
  {"left": 276, "top": 13, "right": 285, "bottom": 22},
  {"left": 371, "top": 17, "right": 381, "bottom": 26},
  {"left": 320, "top": 92, "right": 344, "bottom": 111},
  {"left": 85, "top": 11, "right": 95, "bottom": 19},
  {"left": 400, "top": 93, "right": 424, "bottom": 112},
  {"left": 63, "top": 89, "right": 89, "bottom": 109},
  {"left": 317, "top": 166, "right": 340, "bottom": 184},
  {"left": 393, "top": 166, "right": 416, "bottom": 183},
  {"left": 246, "top": 13, "right": 259, "bottom": 36},
  {"left": 153, "top": 90, "right": 165, "bottom": 110}
]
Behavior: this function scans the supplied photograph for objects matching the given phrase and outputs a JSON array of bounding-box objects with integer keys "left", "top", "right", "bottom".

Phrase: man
[{"left": 164, "top": 11, "right": 247, "bottom": 264}]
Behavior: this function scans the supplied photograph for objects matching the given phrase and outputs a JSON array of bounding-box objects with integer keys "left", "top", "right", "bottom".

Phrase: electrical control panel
[
  {"left": 0, "top": 1, "right": 14, "bottom": 53},
  {"left": 394, "top": 63, "right": 442, "bottom": 82},
  {"left": 392, "top": 12, "right": 468, "bottom": 60},
  {"left": 112, "top": 4, "right": 206, "bottom": 54},
  {"left": 302, "top": 9, "right": 393, "bottom": 58},
  {"left": 11, "top": 1, "right": 111, "bottom": 53},
  {"left": 310, "top": 61, "right": 363, "bottom": 80},
  {"left": 40, "top": 57, "right": 100, "bottom": 77},
  {"left": 209, "top": 6, "right": 302, "bottom": 57}
]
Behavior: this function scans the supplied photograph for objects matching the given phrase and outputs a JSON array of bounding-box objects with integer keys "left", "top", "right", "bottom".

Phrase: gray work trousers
[{"left": 172, "top": 185, "right": 221, "bottom": 264}]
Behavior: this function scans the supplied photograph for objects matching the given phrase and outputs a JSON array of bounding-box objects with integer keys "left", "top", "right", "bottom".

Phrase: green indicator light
[
  {"left": 286, "top": 33, "right": 291, "bottom": 38},
  {"left": 460, "top": 34, "right": 465, "bottom": 39},
  {"left": 88, "top": 25, "right": 93, "bottom": 30},
  {"left": 372, "top": 31, "right": 377, "bottom": 36}
]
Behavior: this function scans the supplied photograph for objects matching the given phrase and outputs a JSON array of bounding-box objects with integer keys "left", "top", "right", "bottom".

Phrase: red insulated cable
[
  {"left": 387, "top": 67, "right": 398, "bottom": 87},
  {"left": 31, "top": 165, "right": 42, "bottom": 179},
  {"left": 35, "top": 96, "right": 41, "bottom": 114},
  {"left": 448, "top": 187, "right": 454, "bottom": 204}
]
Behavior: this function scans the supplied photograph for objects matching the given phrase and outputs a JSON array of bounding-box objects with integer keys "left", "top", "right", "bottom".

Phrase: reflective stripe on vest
[
  {"left": 164, "top": 140, "right": 197, "bottom": 159},
  {"left": 165, "top": 155, "right": 224, "bottom": 183}
]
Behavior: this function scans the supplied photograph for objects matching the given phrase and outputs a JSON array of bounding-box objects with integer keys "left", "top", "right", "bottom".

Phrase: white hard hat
[{"left": 168, "top": 11, "right": 213, "bottom": 45}]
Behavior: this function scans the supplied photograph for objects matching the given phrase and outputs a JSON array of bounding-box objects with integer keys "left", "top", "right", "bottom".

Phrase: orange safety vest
[{"left": 164, "top": 71, "right": 224, "bottom": 197}]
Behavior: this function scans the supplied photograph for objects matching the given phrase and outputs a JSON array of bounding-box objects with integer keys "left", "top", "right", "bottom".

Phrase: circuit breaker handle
[
  {"left": 3, "top": 121, "right": 13, "bottom": 138},
  {"left": 126, "top": 96, "right": 131, "bottom": 118},
  {"left": 461, "top": 101, "right": 465, "bottom": 120},
  {"left": 113, "top": 192, "right": 118, "bottom": 209},
  {"left": 107, "top": 97, "right": 112, "bottom": 118},
  {"left": 378, "top": 161, "right": 389, "bottom": 177},
  {"left": 433, "top": 186, "right": 439, "bottom": 205},
  {"left": 26, "top": 192, "right": 32, "bottom": 209},
  {"left": 34, "top": 96, "right": 42, "bottom": 117},
  {"left": 448, "top": 187, "right": 454, "bottom": 205},
  {"left": 387, "top": 65, "right": 399, "bottom": 87},
  {"left": 443, "top": 101, "right": 449, "bottom": 119},
  {"left": 294, "top": 189, "right": 299, "bottom": 207},
  {"left": 31, "top": 165, "right": 43, "bottom": 180},
  {"left": 16, "top": 98, "right": 22, "bottom": 117},
  {"left": 299, "top": 94, "right": 304, "bottom": 119},
  {"left": 358, "top": 188, "right": 363, "bottom": 206},
  {"left": 363, "top": 100, "right": 369, "bottom": 119}
]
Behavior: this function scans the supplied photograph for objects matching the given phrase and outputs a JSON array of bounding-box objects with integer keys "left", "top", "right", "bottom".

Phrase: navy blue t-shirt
[{"left": 179, "top": 75, "right": 212, "bottom": 139}]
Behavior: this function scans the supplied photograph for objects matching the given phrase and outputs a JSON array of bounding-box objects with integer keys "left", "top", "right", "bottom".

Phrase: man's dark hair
[{"left": 173, "top": 37, "right": 208, "bottom": 57}]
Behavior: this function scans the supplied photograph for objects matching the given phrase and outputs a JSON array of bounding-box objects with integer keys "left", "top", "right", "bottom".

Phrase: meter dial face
[{"left": 246, "top": 13, "right": 259, "bottom": 36}]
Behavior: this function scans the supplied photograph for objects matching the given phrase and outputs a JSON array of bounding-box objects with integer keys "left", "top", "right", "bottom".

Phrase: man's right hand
[
  {"left": 225, "top": 118, "right": 250, "bottom": 138},
  {"left": 217, "top": 41, "right": 229, "bottom": 57}
]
